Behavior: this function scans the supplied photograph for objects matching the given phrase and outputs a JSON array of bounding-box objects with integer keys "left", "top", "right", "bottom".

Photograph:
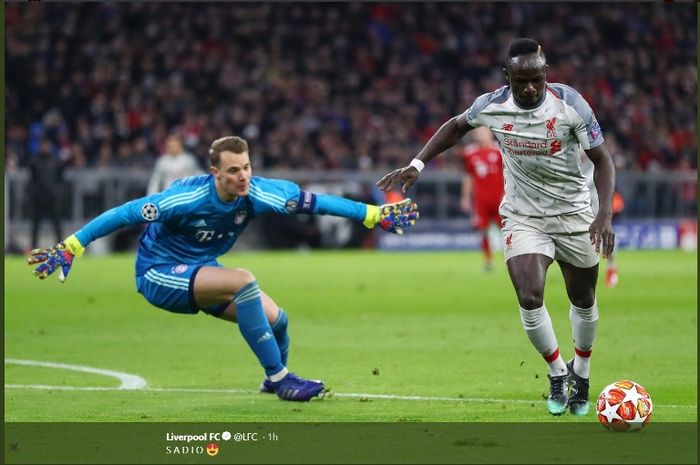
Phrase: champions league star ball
[{"left": 596, "top": 380, "right": 653, "bottom": 431}]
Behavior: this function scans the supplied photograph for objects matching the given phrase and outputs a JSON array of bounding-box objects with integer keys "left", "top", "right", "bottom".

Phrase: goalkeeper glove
[
  {"left": 27, "top": 234, "right": 85, "bottom": 282},
  {"left": 363, "top": 198, "right": 419, "bottom": 235}
]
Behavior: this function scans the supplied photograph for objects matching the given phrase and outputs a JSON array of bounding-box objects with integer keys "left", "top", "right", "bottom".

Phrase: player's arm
[
  {"left": 376, "top": 115, "right": 474, "bottom": 193},
  {"left": 249, "top": 177, "right": 419, "bottom": 235},
  {"left": 27, "top": 191, "right": 173, "bottom": 282},
  {"left": 585, "top": 144, "right": 616, "bottom": 258}
]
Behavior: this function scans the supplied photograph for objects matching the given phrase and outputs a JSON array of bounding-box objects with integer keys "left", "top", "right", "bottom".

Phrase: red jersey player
[{"left": 460, "top": 127, "right": 505, "bottom": 270}]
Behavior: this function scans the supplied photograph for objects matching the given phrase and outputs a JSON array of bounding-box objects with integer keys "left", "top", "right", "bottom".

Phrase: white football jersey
[
  {"left": 462, "top": 83, "right": 604, "bottom": 218},
  {"left": 580, "top": 151, "right": 599, "bottom": 216},
  {"left": 147, "top": 152, "right": 203, "bottom": 195}
]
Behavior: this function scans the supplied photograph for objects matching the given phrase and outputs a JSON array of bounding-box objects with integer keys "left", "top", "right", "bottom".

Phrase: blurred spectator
[
  {"left": 28, "top": 139, "right": 67, "bottom": 248},
  {"left": 4, "top": 3, "right": 696, "bottom": 173},
  {"left": 146, "top": 134, "right": 202, "bottom": 195}
]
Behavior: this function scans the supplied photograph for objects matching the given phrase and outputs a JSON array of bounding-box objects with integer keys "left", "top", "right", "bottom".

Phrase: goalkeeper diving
[{"left": 27, "top": 135, "right": 419, "bottom": 401}]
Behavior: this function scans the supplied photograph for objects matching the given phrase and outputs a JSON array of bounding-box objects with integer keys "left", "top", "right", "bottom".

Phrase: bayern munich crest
[
  {"left": 172, "top": 264, "right": 189, "bottom": 274},
  {"left": 234, "top": 210, "right": 248, "bottom": 225}
]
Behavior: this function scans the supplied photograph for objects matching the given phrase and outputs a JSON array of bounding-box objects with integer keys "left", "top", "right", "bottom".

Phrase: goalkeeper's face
[{"left": 211, "top": 150, "right": 252, "bottom": 201}]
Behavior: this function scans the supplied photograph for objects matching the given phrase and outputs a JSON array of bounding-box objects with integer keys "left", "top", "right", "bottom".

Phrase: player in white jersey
[
  {"left": 147, "top": 134, "right": 203, "bottom": 195},
  {"left": 377, "top": 38, "right": 616, "bottom": 416}
]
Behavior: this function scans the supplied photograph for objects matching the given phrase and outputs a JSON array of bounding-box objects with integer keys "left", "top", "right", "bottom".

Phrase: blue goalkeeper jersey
[{"left": 73, "top": 175, "right": 368, "bottom": 276}]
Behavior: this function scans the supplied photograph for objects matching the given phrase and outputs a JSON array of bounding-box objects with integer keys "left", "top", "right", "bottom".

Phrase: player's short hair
[
  {"left": 209, "top": 136, "right": 248, "bottom": 166},
  {"left": 506, "top": 38, "right": 546, "bottom": 68}
]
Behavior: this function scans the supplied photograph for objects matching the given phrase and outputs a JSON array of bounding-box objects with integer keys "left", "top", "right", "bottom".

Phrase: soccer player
[
  {"left": 147, "top": 134, "right": 203, "bottom": 195},
  {"left": 28, "top": 136, "right": 419, "bottom": 402},
  {"left": 460, "top": 127, "right": 505, "bottom": 271},
  {"left": 377, "top": 38, "right": 615, "bottom": 416}
]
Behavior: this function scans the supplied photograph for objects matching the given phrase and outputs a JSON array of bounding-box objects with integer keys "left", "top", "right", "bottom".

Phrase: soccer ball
[{"left": 596, "top": 380, "right": 653, "bottom": 432}]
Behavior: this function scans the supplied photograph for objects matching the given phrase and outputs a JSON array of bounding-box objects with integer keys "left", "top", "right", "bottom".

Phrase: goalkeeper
[{"left": 27, "top": 135, "right": 419, "bottom": 402}]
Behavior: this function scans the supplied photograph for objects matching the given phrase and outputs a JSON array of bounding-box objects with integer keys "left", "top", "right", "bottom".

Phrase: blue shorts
[{"left": 136, "top": 261, "right": 229, "bottom": 316}]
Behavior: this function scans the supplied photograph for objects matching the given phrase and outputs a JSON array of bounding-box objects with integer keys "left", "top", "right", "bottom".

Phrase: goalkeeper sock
[
  {"left": 271, "top": 308, "right": 290, "bottom": 367},
  {"left": 234, "top": 281, "right": 286, "bottom": 379},
  {"left": 570, "top": 301, "right": 598, "bottom": 379},
  {"left": 519, "top": 304, "right": 567, "bottom": 376}
]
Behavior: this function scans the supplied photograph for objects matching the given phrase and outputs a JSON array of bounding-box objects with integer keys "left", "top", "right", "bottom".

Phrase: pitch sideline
[{"left": 4, "top": 358, "right": 695, "bottom": 409}]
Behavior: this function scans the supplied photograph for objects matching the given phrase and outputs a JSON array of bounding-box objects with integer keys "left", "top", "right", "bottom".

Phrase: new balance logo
[
  {"left": 256, "top": 332, "right": 273, "bottom": 343},
  {"left": 195, "top": 219, "right": 207, "bottom": 227},
  {"left": 501, "top": 123, "right": 514, "bottom": 131}
]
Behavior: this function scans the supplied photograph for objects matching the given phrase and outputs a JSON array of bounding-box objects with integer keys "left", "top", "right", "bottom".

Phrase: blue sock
[
  {"left": 271, "top": 308, "right": 290, "bottom": 367},
  {"left": 233, "top": 281, "right": 284, "bottom": 377}
]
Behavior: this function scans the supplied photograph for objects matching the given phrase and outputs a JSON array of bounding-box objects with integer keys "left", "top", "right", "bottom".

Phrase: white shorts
[{"left": 501, "top": 210, "right": 600, "bottom": 269}]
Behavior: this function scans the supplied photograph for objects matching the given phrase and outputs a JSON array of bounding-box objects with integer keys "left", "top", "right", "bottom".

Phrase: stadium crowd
[{"left": 5, "top": 3, "right": 697, "bottom": 173}]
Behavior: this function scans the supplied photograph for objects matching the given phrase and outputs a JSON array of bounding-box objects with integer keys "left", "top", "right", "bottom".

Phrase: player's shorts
[
  {"left": 501, "top": 209, "right": 599, "bottom": 269},
  {"left": 135, "top": 260, "right": 228, "bottom": 316},
  {"left": 474, "top": 201, "right": 502, "bottom": 230}
]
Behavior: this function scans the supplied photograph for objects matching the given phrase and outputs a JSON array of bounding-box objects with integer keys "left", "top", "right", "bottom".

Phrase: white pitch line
[
  {"left": 5, "top": 358, "right": 147, "bottom": 390},
  {"left": 4, "top": 384, "right": 695, "bottom": 409},
  {"left": 5, "top": 359, "right": 695, "bottom": 409}
]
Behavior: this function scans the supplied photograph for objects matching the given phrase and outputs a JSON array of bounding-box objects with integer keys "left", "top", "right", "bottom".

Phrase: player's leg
[
  {"left": 557, "top": 260, "right": 598, "bottom": 415},
  {"left": 605, "top": 245, "right": 618, "bottom": 288},
  {"left": 553, "top": 226, "right": 601, "bottom": 416},
  {"left": 506, "top": 253, "right": 567, "bottom": 374},
  {"left": 503, "top": 218, "right": 568, "bottom": 414},
  {"left": 194, "top": 266, "right": 288, "bottom": 378},
  {"left": 217, "top": 293, "right": 289, "bottom": 363},
  {"left": 217, "top": 293, "right": 290, "bottom": 394},
  {"left": 194, "top": 266, "right": 323, "bottom": 401},
  {"left": 473, "top": 206, "right": 492, "bottom": 270},
  {"left": 507, "top": 253, "right": 569, "bottom": 415}
]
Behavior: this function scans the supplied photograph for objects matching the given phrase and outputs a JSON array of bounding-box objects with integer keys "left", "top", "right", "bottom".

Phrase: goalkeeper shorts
[{"left": 136, "top": 261, "right": 228, "bottom": 316}]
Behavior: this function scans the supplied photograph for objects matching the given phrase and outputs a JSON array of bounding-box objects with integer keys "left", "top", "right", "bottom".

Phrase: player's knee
[
  {"left": 235, "top": 269, "right": 257, "bottom": 288},
  {"left": 570, "top": 294, "right": 595, "bottom": 309},
  {"left": 518, "top": 293, "right": 544, "bottom": 310}
]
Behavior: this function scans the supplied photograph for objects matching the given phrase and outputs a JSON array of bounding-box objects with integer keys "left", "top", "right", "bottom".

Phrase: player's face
[
  {"left": 505, "top": 63, "right": 547, "bottom": 108},
  {"left": 211, "top": 150, "right": 252, "bottom": 200}
]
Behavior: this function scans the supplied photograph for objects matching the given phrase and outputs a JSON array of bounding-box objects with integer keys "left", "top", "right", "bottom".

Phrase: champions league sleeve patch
[
  {"left": 141, "top": 203, "right": 159, "bottom": 221},
  {"left": 590, "top": 116, "right": 602, "bottom": 140}
]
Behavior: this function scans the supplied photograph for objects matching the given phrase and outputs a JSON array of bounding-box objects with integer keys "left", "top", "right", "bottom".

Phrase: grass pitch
[{"left": 4, "top": 250, "right": 697, "bottom": 422}]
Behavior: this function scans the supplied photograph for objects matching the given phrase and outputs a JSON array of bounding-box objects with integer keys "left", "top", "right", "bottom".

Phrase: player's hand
[
  {"left": 363, "top": 198, "right": 420, "bottom": 235},
  {"left": 376, "top": 166, "right": 420, "bottom": 193},
  {"left": 589, "top": 213, "right": 615, "bottom": 259},
  {"left": 27, "top": 235, "right": 85, "bottom": 282}
]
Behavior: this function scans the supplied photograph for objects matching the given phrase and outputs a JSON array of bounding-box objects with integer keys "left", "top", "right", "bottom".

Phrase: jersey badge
[
  {"left": 141, "top": 203, "right": 159, "bottom": 221},
  {"left": 234, "top": 210, "right": 248, "bottom": 225},
  {"left": 172, "top": 264, "right": 189, "bottom": 274}
]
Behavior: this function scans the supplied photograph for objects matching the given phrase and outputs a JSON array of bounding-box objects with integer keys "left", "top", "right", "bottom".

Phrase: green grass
[{"left": 4, "top": 250, "right": 697, "bottom": 422}]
